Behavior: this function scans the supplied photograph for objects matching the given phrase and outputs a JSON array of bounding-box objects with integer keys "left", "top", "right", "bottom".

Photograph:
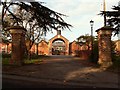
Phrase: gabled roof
[
  {"left": 39, "top": 40, "right": 48, "bottom": 44},
  {"left": 69, "top": 40, "right": 77, "bottom": 44},
  {"left": 49, "top": 34, "right": 69, "bottom": 42}
]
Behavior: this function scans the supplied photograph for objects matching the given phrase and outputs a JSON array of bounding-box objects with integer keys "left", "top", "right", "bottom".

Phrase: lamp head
[{"left": 90, "top": 20, "right": 94, "bottom": 26}]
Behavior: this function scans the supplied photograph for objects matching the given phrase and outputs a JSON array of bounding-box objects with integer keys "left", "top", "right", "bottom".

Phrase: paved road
[
  {"left": 2, "top": 55, "right": 119, "bottom": 88},
  {"left": 3, "top": 74, "right": 96, "bottom": 88}
]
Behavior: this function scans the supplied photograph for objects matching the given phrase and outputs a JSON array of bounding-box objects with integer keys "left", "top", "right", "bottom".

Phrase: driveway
[{"left": 2, "top": 55, "right": 119, "bottom": 88}]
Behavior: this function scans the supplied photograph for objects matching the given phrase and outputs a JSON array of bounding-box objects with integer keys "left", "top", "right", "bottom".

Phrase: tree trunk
[
  {"left": 25, "top": 40, "right": 34, "bottom": 60},
  {"left": 24, "top": 45, "right": 31, "bottom": 60},
  {"left": 36, "top": 43, "right": 38, "bottom": 55},
  {"left": 6, "top": 44, "right": 8, "bottom": 53},
  {"left": 28, "top": 51, "right": 31, "bottom": 60}
]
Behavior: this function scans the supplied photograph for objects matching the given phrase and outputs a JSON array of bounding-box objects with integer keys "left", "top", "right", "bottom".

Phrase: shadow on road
[{"left": 2, "top": 55, "right": 119, "bottom": 88}]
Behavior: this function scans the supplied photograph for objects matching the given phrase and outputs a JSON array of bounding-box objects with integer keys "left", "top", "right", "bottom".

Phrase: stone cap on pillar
[
  {"left": 7, "top": 26, "right": 26, "bottom": 34},
  {"left": 96, "top": 26, "right": 115, "bottom": 32},
  {"left": 96, "top": 26, "right": 115, "bottom": 35}
]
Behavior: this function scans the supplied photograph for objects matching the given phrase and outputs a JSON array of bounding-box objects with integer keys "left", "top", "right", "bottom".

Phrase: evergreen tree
[
  {"left": 100, "top": 1, "right": 120, "bottom": 38},
  {"left": 1, "top": 1, "right": 72, "bottom": 58}
]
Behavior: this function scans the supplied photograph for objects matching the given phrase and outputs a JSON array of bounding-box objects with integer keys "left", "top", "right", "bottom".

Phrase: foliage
[
  {"left": 2, "top": 54, "right": 49, "bottom": 65},
  {"left": 2, "top": 58, "right": 43, "bottom": 65},
  {"left": 111, "top": 40, "right": 120, "bottom": 69},
  {"left": 112, "top": 56, "right": 120, "bottom": 67},
  {"left": 76, "top": 34, "right": 98, "bottom": 62},
  {"left": 2, "top": 2, "right": 71, "bottom": 28},
  {"left": 24, "top": 59, "right": 43, "bottom": 64},
  {"left": 2, "top": 53, "right": 11, "bottom": 58},
  {"left": 0, "top": 14, "right": 11, "bottom": 42},
  {"left": 111, "top": 41, "right": 117, "bottom": 61},
  {"left": 107, "top": 55, "right": 120, "bottom": 72},
  {"left": 1, "top": 1, "right": 72, "bottom": 57},
  {"left": 77, "top": 34, "right": 94, "bottom": 50},
  {"left": 1, "top": 1, "right": 72, "bottom": 33},
  {"left": 100, "top": 2, "right": 120, "bottom": 36},
  {"left": 2, "top": 58, "right": 10, "bottom": 65},
  {"left": 89, "top": 40, "right": 99, "bottom": 63}
]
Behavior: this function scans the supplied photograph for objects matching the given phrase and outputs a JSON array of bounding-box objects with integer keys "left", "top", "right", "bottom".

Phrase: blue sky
[{"left": 37, "top": 0, "right": 119, "bottom": 42}]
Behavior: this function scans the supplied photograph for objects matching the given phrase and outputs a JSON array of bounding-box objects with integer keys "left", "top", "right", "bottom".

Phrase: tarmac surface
[{"left": 2, "top": 55, "right": 120, "bottom": 88}]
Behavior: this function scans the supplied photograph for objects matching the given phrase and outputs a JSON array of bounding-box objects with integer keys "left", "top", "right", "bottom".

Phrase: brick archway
[{"left": 49, "top": 32, "right": 69, "bottom": 55}]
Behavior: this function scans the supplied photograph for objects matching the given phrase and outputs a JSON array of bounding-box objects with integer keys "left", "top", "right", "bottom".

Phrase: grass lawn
[
  {"left": 24, "top": 59, "right": 43, "bottom": 64},
  {"left": 2, "top": 55, "right": 50, "bottom": 65}
]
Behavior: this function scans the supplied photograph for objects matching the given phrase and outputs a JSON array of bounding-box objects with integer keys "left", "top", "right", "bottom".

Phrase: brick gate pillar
[
  {"left": 96, "top": 26, "right": 113, "bottom": 68},
  {"left": 8, "top": 26, "right": 26, "bottom": 66}
]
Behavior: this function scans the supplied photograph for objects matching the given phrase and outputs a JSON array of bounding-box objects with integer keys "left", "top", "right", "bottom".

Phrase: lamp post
[{"left": 90, "top": 20, "right": 94, "bottom": 59}]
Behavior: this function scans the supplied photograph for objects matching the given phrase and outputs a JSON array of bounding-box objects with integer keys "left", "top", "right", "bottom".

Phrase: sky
[
  {"left": 0, "top": 0, "right": 119, "bottom": 42},
  {"left": 36, "top": 0, "right": 119, "bottom": 42}
]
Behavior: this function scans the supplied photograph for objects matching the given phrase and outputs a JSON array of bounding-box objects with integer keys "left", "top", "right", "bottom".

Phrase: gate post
[
  {"left": 96, "top": 26, "right": 113, "bottom": 68},
  {"left": 8, "top": 26, "right": 26, "bottom": 66}
]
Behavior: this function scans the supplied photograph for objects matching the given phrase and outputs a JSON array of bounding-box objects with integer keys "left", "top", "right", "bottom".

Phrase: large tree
[
  {"left": 1, "top": 2, "right": 72, "bottom": 29},
  {"left": 100, "top": 1, "right": 120, "bottom": 39},
  {"left": 1, "top": 1, "right": 72, "bottom": 57}
]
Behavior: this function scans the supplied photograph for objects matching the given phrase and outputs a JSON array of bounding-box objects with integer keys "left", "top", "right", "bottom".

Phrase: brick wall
[{"left": 38, "top": 40, "right": 49, "bottom": 55}]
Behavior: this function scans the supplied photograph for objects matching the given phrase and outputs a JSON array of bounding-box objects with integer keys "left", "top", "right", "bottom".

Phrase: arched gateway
[{"left": 49, "top": 30, "right": 69, "bottom": 55}]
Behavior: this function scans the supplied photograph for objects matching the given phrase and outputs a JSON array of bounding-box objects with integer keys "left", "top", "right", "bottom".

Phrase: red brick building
[
  {"left": 37, "top": 40, "right": 49, "bottom": 55},
  {"left": 69, "top": 41, "right": 81, "bottom": 56},
  {"left": 30, "top": 40, "right": 49, "bottom": 55},
  {"left": 114, "top": 40, "right": 120, "bottom": 52},
  {"left": 0, "top": 42, "right": 12, "bottom": 54},
  {"left": 1, "top": 31, "right": 119, "bottom": 56}
]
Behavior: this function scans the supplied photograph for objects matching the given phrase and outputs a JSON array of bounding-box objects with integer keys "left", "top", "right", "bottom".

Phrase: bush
[
  {"left": 89, "top": 41, "right": 99, "bottom": 63},
  {"left": 2, "top": 58, "right": 10, "bottom": 65},
  {"left": 112, "top": 55, "right": 120, "bottom": 68},
  {"left": 2, "top": 53, "right": 11, "bottom": 58}
]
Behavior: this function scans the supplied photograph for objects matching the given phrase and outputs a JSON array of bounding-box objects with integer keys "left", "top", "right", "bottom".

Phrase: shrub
[
  {"left": 89, "top": 41, "right": 99, "bottom": 63},
  {"left": 2, "top": 58, "right": 10, "bottom": 65},
  {"left": 2, "top": 53, "right": 11, "bottom": 58}
]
